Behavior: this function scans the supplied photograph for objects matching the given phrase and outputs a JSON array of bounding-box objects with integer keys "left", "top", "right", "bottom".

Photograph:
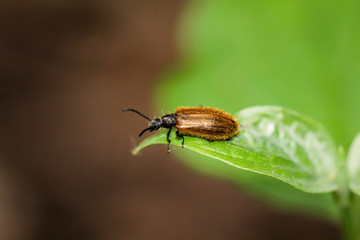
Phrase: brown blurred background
[{"left": 0, "top": 0, "right": 340, "bottom": 239}]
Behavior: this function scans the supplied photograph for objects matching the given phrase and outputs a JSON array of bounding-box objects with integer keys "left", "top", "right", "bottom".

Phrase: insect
[{"left": 123, "top": 107, "right": 239, "bottom": 153}]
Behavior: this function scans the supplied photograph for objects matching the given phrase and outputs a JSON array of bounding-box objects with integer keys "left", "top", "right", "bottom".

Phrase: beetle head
[
  {"left": 149, "top": 118, "right": 161, "bottom": 130},
  {"left": 123, "top": 108, "right": 161, "bottom": 137}
]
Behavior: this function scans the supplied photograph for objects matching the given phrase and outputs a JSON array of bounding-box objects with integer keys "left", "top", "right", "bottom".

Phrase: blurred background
[{"left": 2, "top": 0, "right": 358, "bottom": 239}]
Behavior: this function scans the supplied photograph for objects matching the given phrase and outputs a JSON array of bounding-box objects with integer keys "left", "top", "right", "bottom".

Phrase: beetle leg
[
  {"left": 176, "top": 131, "right": 185, "bottom": 148},
  {"left": 166, "top": 127, "right": 172, "bottom": 153}
]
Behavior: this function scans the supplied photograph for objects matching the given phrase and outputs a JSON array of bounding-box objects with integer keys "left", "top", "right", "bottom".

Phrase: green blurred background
[
  {"left": 1, "top": 0, "right": 358, "bottom": 239},
  {"left": 154, "top": 0, "right": 360, "bottom": 225}
]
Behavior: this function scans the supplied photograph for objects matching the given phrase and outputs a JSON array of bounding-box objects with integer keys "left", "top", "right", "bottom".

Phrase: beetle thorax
[{"left": 160, "top": 114, "right": 177, "bottom": 129}]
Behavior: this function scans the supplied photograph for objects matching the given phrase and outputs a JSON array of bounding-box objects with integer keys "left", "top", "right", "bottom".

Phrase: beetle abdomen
[{"left": 175, "top": 107, "right": 239, "bottom": 140}]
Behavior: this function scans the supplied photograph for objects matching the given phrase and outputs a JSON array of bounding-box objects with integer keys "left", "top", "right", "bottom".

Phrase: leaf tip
[{"left": 132, "top": 146, "right": 142, "bottom": 155}]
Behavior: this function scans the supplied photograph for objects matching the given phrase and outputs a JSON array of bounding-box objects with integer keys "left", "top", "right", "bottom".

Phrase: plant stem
[
  {"left": 337, "top": 146, "right": 358, "bottom": 240},
  {"left": 340, "top": 200, "right": 357, "bottom": 240}
]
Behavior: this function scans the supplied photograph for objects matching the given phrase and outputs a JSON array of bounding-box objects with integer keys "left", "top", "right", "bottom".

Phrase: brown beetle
[{"left": 123, "top": 107, "right": 239, "bottom": 153}]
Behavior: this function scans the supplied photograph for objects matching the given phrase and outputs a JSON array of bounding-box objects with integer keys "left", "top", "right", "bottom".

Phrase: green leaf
[
  {"left": 134, "top": 106, "right": 339, "bottom": 193},
  {"left": 348, "top": 133, "right": 360, "bottom": 195}
]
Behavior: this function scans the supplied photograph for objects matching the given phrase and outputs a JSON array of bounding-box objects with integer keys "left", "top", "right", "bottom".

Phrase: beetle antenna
[
  {"left": 139, "top": 127, "right": 153, "bottom": 137},
  {"left": 123, "top": 108, "right": 152, "bottom": 121}
]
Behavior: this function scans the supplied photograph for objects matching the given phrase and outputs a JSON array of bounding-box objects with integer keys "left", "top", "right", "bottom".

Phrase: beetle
[{"left": 123, "top": 106, "right": 239, "bottom": 153}]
